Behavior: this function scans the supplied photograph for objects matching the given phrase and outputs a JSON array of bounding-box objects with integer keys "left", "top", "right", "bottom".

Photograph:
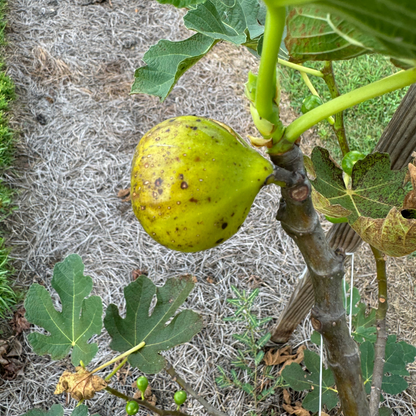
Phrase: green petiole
[
  {"left": 283, "top": 68, "right": 416, "bottom": 144},
  {"left": 91, "top": 341, "right": 146, "bottom": 375},
  {"left": 255, "top": 3, "right": 286, "bottom": 124}
]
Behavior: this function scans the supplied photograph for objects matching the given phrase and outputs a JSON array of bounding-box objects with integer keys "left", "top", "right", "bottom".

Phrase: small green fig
[{"left": 131, "top": 116, "right": 274, "bottom": 252}]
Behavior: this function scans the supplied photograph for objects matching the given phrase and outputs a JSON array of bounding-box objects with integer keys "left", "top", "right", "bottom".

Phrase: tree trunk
[
  {"left": 271, "top": 146, "right": 370, "bottom": 416},
  {"left": 271, "top": 84, "right": 416, "bottom": 343}
]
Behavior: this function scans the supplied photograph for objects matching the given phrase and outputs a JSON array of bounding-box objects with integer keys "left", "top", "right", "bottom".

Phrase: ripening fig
[{"left": 131, "top": 116, "right": 274, "bottom": 252}]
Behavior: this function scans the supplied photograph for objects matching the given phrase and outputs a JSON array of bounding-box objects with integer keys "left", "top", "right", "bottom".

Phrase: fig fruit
[{"left": 131, "top": 116, "right": 273, "bottom": 252}]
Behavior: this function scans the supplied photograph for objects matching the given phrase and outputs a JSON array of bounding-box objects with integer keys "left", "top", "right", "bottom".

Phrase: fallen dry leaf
[
  {"left": 55, "top": 366, "right": 107, "bottom": 401},
  {"left": 282, "top": 403, "right": 310, "bottom": 415},
  {"left": 283, "top": 388, "right": 291, "bottom": 405},
  {"left": 117, "top": 188, "right": 131, "bottom": 202},
  {"left": 11, "top": 308, "right": 31, "bottom": 335},
  {"left": 206, "top": 276, "right": 215, "bottom": 284},
  {"left": 132, "top": 269, "right": 148, "bottom": 280}
]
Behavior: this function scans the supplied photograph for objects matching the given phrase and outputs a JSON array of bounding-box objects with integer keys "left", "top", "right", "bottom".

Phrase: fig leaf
[
  {"left": 104, "top": 275, "right": 203, "bottom": 374},
  {"left": 25, "top": 254, "right": 103, "bottom": 366},
  {"left": 310, "top": 147, "right": 416, "bottom": 256}
]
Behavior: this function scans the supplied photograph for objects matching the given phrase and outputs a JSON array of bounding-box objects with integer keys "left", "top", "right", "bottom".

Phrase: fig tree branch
[
  {"left": 165, "top": 363, "right": 229, "bottom": 416},
  {"left": 369, "top": 246, "right": 388, "bottom": 416},
  {"left": 270, "top": 145, "right": 370, "bottom": 416},
  {"left": 105, "top": 386, "right": 188, "bottom": 416}
]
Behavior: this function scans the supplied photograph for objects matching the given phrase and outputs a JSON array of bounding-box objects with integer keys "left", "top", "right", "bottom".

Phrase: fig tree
[{"left": 131, "top": 116, "right": 273, "bottom": 252}]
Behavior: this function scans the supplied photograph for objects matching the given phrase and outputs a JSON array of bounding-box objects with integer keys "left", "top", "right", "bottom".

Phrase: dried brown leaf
[
  {"left": 117, "top": 188, "right": 131, "bottom": 202},
  {"left": 282, "top": 403, "right": 310, "bottom": 416},
  {"left": 283, "top": 388, "right": 291, "bottom": 405},
  {"left": 11, "top": 308, "right": 31, "bottom": 335},
  {"left": 55, "top": 367, "right": 107, "bottom": 401},
  {"left": 403, "top": 163, "right": 416, "bottom": 209}
]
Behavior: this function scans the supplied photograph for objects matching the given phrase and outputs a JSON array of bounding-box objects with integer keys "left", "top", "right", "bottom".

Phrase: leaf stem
[
  {"left": 165, "top": 362, "right": 229, "bottom": 416},
  {"left": 105, "top": 386, "right": 188, "bottom": 416},
  {"left": 322, "top": 61, "right": 350, "bottom": 156},
  {"left": 104, "top": 357, "right": 129, "bottom": 382},
  {"left": 91, "top": 342, "right": 145, "bottom": 375},
  {"left": 277, "top": 58, "right": 324, "bottom": 77},
  {"left": 369, "top": 246, "right": 388, "bottom": 416},
  {"left": 255, "top": 4, "right": 285, "bottom": 122},
  {"left": 284, "top": 67, "right": 416, "bottom": 143}
]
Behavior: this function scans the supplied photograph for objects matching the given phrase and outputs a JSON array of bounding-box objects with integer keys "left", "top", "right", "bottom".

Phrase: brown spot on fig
[
  {"left": 155, "top": 178, "right": 163, "bottom": 187},
  {"left": 179, "top": 174, "right": 184, "bottom": 180},
  {"left": 167, "top": 206, "right": 171, "bottom": 210},
  {"left": 215, "top": 238, "right": 224, "bottom": 244},
  {"left": 195, "top": 157, "right": 200, "bottom": 162},
  {"left": 183, "top": 153, "right": 187, "bottom": 156},
  {"left": 165, "top": 128, "right": 170, "bottom": 132},
  {"left": 199, "top": 179, "right": 203, "bottom": 182},
  {"left": 222, "top": 223, "right": 228, "bottom": 229},
  {"left": 144, "top": 163, "right": 149, "bottom": 168},
  {"left": 191, "top": 126, "right": 198, "bottom": 130},
  {"left": 153, "top": 192, "right": 158, "bottom": 198},
  {"left": 189, "top": 198, "right": 198, "bottom": 203},
  {"left": 208, "top": 197, "right": 211, "bottom": 202},
  {"left": 175, "top": 157, "right": 180, "bottom": 162},
  {"left": 231, "top": 212, "right": 235, "bottom": 217},
  {"left": 181, "top": 181, "right": 188, "bottom": 189},
  {"left": 177, "top": 201, "right": 181, "bottom": 205},
  {"left": 141, "top": 206, "right": 146, "bottom": 210},
  {"left": 158, "top": 188, "right": 163, "bottom": 195}
]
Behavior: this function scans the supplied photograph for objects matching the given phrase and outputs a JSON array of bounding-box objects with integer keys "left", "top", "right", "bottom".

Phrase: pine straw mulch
[{"left": 0, "top": 1, "right": 415, "bottom": 415}]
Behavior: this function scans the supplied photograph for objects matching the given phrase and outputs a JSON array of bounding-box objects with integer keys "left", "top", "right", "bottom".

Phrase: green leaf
[
  {"left": 282, "top": 350, "right": 337, "bottom": 413},
  {"left": 285, "top": 5, "right": 368, "bottom": 62},
  {"left": 104, "top": 275, "right": 203, "bottom": 374},
  {"left": 233, "top": 333, "right": 252, "bottom": 347},
  {"left": 310, "top": 330, "right": 321, "bottom": 346},
  {"left": 184, "top": 0, "right": 263, "bottom": 45},
  {"left": 379, "top": 408, "right": 392, "bottom": 416},
  {"left": 384, "top": 335, "right": 409, "bottom": 376},
  {"left": 255, "top": 350, "right": 265, "bottom": 365},
  {"left": 231, "top": 285, "right": 244, "bottom": 299},
  {"left": 303, "top": 388, "right": 339, "bottom": 413},
  {"left": 257, "top": 332, "right": 271, "bottom": 348},
  {"left": 360, "top": 341, "right": 374, "bottom": 394},
  {"left": 272, "top": 0, "right": 416, "bottom": 63},
  {"left": 131, "top": 33, "right": 215, "bottom": 101},
  {"left": 242, "top": 382, "right": 255, "bottom": 395},
  {"left": 247, "top": 288, "right": 260, "bottom": 303},
  {"left": 352, "top": 325, "right": 377, "bottom": 343},
  {"left": 398, "top": 340, "right": 416, "bottom": 365},
  {"left": 382, "top": 374, "right": 408, "bottom": 395},
  {"left": 342, "top": 284, "right": 360, "bottom": 315},
  {"left": 21, "top": 405, "right": 95, "bottom": 416},
  {"left": 21, "top": 405, "right": 64, "bottom": 416},
  {"left": 25, "top": 254, "right": 103, "bottom": 366},
  {"left": 282, "top": 362, "right": 313, "bottom": 391},
  {"left": 353, "top": 303, "right": 376, "bottom": 329},
  {"left": 156, "top": 0, "right": 207, "bottom": 7},
  {"left": 310, "top": 147, "right": 416, "bottom": 256}
]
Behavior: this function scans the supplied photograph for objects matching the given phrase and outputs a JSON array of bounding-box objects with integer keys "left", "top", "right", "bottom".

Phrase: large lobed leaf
[
  {"left": 360, "top": 336, "right": 416, "bottom": 395},
  {"left": 21, "top": 405, "right": 98, "bottom": 416},
  {"left": 156, "top": 0, "right": 207, "bottom": 7},
  {"left": 131, "top": 33, "right": 216, "bottom": 101},
  {"left": 310, "top": 147, "right": 416, "bottom": 256},
  {"left": 104, "top": 275, "right": 203, "bottom": 374},
  {"left": 275, "top": 0, "right": 416, "bottom": 63},
  {"left": 285, "top": 5, "right": 370, "bottom": 62},
  {"left": 132, "top": 0, "right": 264, "bottom": 100},
  {"left": 184, "top": 0, "right": 263, "bottom": 44},
  {"left": 25, "top": 254, "right": 103, "bottom": 366},
  {"left": 282, "top": 349, "right": 338, "bottom": 412}
]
